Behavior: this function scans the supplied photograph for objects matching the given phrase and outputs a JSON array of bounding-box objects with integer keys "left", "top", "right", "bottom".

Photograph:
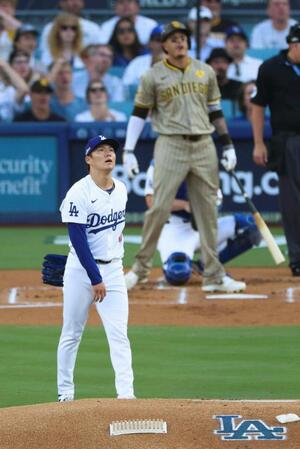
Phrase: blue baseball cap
[
  {"left": 150, "top": 24, "right": 164, "bottom": 40},
  {"left": 85, "top": 135, "right": 120, "bottom": 156},
  {"left": 226, "top": 25, "right": 248, "bottom": 42}
]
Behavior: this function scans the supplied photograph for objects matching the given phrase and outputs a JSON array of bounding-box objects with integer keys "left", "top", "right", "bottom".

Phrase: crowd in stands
[{"left": 0, "top": 0, "right": 297, "bottom": 124}]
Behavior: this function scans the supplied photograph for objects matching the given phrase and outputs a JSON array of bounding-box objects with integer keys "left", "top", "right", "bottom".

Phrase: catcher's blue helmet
[{"left": 163, "top": 252, "right": 192, "bottom": 286}]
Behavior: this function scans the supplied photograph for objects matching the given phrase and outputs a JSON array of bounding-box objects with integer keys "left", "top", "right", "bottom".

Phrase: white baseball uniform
[
  {"left": 144, "top": 164, "right": 236, "bottom": 263},
  {"left": 58, "top": 174, "right": 134, "bottom": 399}
]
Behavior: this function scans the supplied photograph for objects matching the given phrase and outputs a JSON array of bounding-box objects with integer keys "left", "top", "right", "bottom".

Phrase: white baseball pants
[{"left": 57, "top": 253, "right": 134, "bottom": 399}]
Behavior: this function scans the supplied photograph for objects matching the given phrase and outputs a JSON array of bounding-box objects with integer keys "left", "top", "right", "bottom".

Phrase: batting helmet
[
  {"left": 286, "top": 22, "right": 300, "bottom": 43},
  {"left": 163, "top": 252, "right": 192, "bottom": 286},
  {"left": 161, "top": 21, "right": 191, "bottom": 49}
]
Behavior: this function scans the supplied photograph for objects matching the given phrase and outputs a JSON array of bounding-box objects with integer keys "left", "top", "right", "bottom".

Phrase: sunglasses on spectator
[
  {"left": 117, "top": 27, "right": 135, "bottom": 34},
  {"left": 89, "top": 86, "right": 106, "bottom": 93},
  {"left": 61, "top": 25, "right": 78, "bottom": 31}
]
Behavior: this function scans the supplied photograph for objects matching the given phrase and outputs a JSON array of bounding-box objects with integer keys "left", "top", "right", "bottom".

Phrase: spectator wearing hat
[
  {"left": 39, "top": 0, "right": 102, "bottom": 58},
  {"left": 13, "top": 24, "right": 45, "bottom": 73},
  {"left": 122, "top": 24, "right": 164, "bottom": 90},
  {"left": 9, "top": 49, "right": 41, "bottom": 85},
  {"left": 250, "top": 0, "right": 296, "bottom": 49},
  {"left": 99, "top": 0, "right": 157, "bottom": 46},
  {"left": 72, "top": 44, "right": 126, "bottom": 101},
  {"left": 187, "top": 5, "right": 224, "bottom": 61},
  {"left": 225, "top": 26, "right": 262, "bottom": 82},
  {"left": 0, "top": 56, "right": 28, "bottom": 121},
  {"left": 75, "top": 80, "right": 127, "bottom": 122},
  {"left": 48, "top": 59, "right": 86, "bottom": 121},
  {"left": 0, "top": 0, "right": 21, "bottom": 60},
  {"left": 202, "top": 0, "right": 239, "bottom": 42},
  {"left": 14, "top": 78, "right": 66, "bottom": 121},
  {"left": 206, "top": 47, "right": 243, "bottom": 101}
]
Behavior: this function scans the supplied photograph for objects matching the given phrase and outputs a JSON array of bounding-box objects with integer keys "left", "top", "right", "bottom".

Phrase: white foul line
[
  {"left": 8, "top": 288, "right": 18, "bottom": 304},
  {"left": 178, "top": 288, "right": 187, "bottom": 304},
  {"left": 0, "top": 303, "right": 62, "bottom": 309}
]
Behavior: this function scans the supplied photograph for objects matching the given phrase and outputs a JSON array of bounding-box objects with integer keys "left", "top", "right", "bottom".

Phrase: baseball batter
[
  {"left": 123, "top": 21, "right": 246, "bottom": 292},
  {"left": 57, "top": 135, "right": 135, "bottom": 402},
  {"left": 145, "top": 161, "right": 261, "bottom": 285}
]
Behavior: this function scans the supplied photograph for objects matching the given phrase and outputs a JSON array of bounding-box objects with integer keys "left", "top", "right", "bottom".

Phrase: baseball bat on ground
[{"left": 229, "top": 169, "right": 285, "bottom": 265}]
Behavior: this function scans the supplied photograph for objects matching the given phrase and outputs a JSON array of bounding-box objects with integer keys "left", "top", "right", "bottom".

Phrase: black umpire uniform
[{"left": 251, "top": 23, "right": 300, "bottom": 276}]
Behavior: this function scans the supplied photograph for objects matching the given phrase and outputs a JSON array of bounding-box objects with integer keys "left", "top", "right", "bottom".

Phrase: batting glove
[
  {"left": 123, "top": 149, "right": 139, "bottom": 179},
  {"left": 221, "top": 146, "right": 237, "bottom": 172}
]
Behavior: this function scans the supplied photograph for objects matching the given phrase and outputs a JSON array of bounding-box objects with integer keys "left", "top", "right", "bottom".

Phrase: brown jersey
[{"left": 134, "top": 57, "right": 221, "bottom": 135}]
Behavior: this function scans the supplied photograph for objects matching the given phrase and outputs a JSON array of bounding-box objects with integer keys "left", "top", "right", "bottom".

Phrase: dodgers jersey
[
  {"left": 60, "top": 175, "right": 127, "bottom": 260},
  {"left": 134, "top": 57, "right": 221, "bottom": 135}
]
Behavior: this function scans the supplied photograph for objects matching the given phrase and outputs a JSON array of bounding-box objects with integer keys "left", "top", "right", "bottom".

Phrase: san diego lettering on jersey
[
  {"left": 160, "top": 81, "right": 209, "bottom": 102},
  {"left": 87, "top": 208, "right": 126, "bottom": 233}
]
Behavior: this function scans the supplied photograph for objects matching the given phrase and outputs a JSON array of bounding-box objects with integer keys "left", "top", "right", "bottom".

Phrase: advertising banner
[{"left": 0, "top": 136, "right": 58, "bottom": 214}]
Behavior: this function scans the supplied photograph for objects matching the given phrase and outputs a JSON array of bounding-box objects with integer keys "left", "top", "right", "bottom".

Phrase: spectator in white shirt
[
  {"left": 225, "top": 26, "right": 262, "bottom": 82},
  {"left": 188, "top": 6, "right": 224, "bottom": 61},
  {"left": 250, "top": 0, "right": 296, "bottom": 49},
  {"left": 99, "top": 0, "right": 157, "bottom": 46},
  {"left": 41, "top": 13, "right": 84, "bottom": 71},
  {"left": 75, "top": 80, "right": 127, "bottom": 122},
  {"left": 72, "top": 44, "right": 126, "bottom": 102},
  {"left": 0, "top": 0, "right": 22, "bottom": 61},
  {"left": 122, "top": 24, "right": 164, "bottom": 89},
  {"left": 39, "top": 0, "right": 102, "bottom": 57},
  {"left": 0, "top": 57, "right": 28, "bottom": 121}
]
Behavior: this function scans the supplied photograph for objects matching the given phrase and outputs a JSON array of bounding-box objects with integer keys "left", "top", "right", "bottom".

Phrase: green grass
[
  {"left": 0, "top": 325, "right": 299, "bottom": 408},
  {"left": 0, "top": 225, "right": 288, "bottom": 269}
]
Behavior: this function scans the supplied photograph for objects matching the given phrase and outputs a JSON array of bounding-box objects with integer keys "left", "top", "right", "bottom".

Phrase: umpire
[
  {"left": 252, "top": 23, "right": 300, "bottom": 276},
  {"left": 122, "top": 21, "right": 245, "bottom": 292}
]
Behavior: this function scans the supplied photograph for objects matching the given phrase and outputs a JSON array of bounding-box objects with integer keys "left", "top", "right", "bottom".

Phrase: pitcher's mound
[{"left": 1, "top": 398, "right": 300, "bottom": 449}]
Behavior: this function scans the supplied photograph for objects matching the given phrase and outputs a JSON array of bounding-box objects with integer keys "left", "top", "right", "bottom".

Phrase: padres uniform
[
  {"left": 57, "top": 135, "right": 134, "bottom": 401},
  {"left": 123, "top": 21, "right": 246, "bottom": 292}
]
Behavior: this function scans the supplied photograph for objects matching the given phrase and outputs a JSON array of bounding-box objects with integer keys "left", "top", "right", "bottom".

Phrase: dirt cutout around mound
[{"left": 0, "top": 399, "right": 300, "bottom": 449}]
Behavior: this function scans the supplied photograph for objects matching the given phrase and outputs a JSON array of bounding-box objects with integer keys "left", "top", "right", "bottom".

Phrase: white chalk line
[{"left": 0, "top": 303, "right": 62, "bottom": 309}]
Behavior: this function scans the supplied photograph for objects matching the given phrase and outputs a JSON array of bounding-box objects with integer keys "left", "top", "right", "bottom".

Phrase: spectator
[
  {"left": 122, "top": 24, "right": 164, "bottom": 89},
  {"left": 206, "top": 48, "right": 243, "bottom": 101},
  {"left": 48, "top": 59, "right": 86, "bottom": 121},
  {"left": 75, "top": 80, "right": 127, "bottom": 122},
  {"left": 0, "top": 57, "right": 28, "bottom": 121},
  {"left": 14, "top": 78, "right": 65, "bottom": 122},
  {"left": 72, "top": 44, "right": 126, "bottom": 101},
  {"left": 235, "top": 80, "right": 257, "bottom": 121},
  {"left": 225, "top": 26, "right": 262, "bottom": 82},
  {"left": 13, "top": 24, "right": 44, "bottom": 73},
  {"left": 250, "top": 0, "right": 296, "bottom": 49},
  {"left": 99, "top": 0, "right": 157, "bottom": 46},
  {"left": 109, "top": 17, "right": 149, "bottom": 67},
  {"left": 187, "top": 6, "right": 224, "bottom": 61},
  {"left": 41, "top": 13, "right": 84, "bottom": 70},
  {"left": 40, "top": 0, "right": 101, "bottom": 57},
  {"left": 0, "top": 0, "right": 21, "bottom": 60},
  {"left": 202, "top": 0, "right": 239, "bottom": 41},
  {"left": 9, "top": 49, "right": 41, "bottom": 85}
]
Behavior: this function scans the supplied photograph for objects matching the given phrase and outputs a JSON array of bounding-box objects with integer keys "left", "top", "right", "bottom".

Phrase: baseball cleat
[
  {"left": 58, "top": 394, "right": 74, "bottom": 402},
  {"left": 125, "top": 270, "right": 148, "bottom": 290},
  {"left": 202, "top": 275, "right": 246, "bottom": 293}
]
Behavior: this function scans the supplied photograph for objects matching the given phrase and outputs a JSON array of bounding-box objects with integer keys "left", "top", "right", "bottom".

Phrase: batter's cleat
[
  {"left": 202, "top": 275, "right": 246, "bottom": 293},
  {"left": 58, "top": 394, "right": 74, "bottom": 402},
  {"left": 125, "top": 270, "right": 148, "bottom": 290}
]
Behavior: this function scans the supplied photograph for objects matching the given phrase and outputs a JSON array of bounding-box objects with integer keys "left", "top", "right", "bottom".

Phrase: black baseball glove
[{"left": 42, "top": 254, "right": 67, "bottom": 287}]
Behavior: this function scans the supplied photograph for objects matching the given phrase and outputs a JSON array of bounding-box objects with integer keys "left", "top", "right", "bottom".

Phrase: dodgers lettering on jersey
[{"left": 60, "top": 175, "right": 127, "bottom": 260}]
